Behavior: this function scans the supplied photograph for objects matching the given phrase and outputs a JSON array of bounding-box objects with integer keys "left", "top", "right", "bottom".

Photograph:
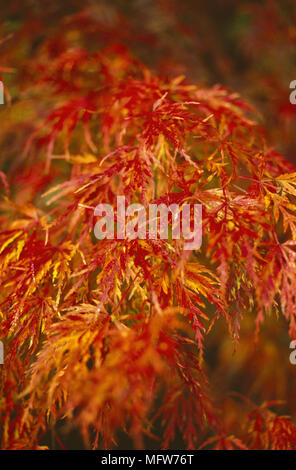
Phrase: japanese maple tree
[{"left": 0, "top": 0, "right": 296, "bottom": 450}]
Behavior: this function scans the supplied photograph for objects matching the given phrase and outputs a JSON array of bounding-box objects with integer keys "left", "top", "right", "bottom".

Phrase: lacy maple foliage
[{"left": 1, "top": 5, "right": 296, "bottom": 451}]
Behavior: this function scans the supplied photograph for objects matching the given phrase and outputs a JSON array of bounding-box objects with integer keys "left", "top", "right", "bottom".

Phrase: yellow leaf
[{"left": 0, "top": 231, "right": 22, "bottom": 254}]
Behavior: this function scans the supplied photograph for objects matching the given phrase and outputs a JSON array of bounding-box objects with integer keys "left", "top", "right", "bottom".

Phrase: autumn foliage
[{"left": 1, "top": 1, "right": 296, "bottom": 450}]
